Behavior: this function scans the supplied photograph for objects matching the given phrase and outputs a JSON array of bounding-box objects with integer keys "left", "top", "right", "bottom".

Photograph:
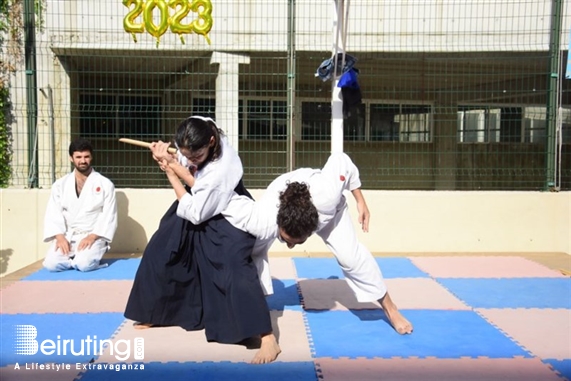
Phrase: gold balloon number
[
  {"left": 122, "top": 0, "right": 213, "bottom": 46},
  {"left": 188, "top": 0, "right": 213, "bottom": 45},
  {"left": 123, "top": 0, "right": 145, "bottom": 42},
  {"left": 144, "top": 0, "right": 169, "bottom": 46}
]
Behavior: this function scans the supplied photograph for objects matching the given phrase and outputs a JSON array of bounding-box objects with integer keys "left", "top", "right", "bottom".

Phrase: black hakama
[{"left": 124, "top": 183, "right": 272, "bottom": 344}]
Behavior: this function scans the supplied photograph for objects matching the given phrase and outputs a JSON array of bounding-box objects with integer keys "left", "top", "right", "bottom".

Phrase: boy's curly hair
[{"left": 277, "top": 181, "right": 319, "bottom": 239}]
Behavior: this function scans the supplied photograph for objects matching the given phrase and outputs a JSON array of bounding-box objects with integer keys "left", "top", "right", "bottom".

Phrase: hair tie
[{"left": 189, "top": 115, "right": 217, "bottom": 127}]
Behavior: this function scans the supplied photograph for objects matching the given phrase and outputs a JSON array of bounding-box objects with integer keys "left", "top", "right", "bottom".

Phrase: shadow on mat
[{"left": 297, "top": 277, "right": 390, "bottom": 326}]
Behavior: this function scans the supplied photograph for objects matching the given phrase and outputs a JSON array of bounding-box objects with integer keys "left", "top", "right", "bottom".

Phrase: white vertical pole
[
  {"left": 331, "top": 0, "right": 345, "bottom": 153},
  {"left": 210, "top": 52, "right": 250, "bottom": 151}
]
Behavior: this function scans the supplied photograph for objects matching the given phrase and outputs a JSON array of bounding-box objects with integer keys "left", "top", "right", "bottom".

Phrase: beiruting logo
[{"left": 14, "top": 325, "right": 144, "bottom": 362}]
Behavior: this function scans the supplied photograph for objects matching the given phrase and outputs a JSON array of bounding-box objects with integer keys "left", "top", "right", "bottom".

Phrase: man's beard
[{"left": 75, "top": 163, "right": 92, "bottom": 175}]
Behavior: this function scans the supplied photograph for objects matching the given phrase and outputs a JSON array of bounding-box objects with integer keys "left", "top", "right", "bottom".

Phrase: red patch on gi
[
  {"left": 96, "top": 187, "right": 101, "bottom": 192},
  {"left": 340, "top": 175, "right": 346, "bottom": 181}
]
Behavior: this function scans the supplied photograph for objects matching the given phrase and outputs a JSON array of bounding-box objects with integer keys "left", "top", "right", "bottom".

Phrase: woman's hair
[
  {"left": 173, "top": 116, "right": 224, "bottom": 162},
  {"left": 277, "top": 181, "right": 319, "bottom": 239}
]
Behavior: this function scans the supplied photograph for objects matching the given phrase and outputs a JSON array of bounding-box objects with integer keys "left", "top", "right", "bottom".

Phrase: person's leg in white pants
[
  {"left": 317, "top": 199, "right": 413, "bottom": 334},
  {"left": 43, "top": 235, "right": 109, "bottom": 272},
  {"left": 43, "top": 246, "right": 73, "bottom": 272},
  {"left": 70, "top": 238, "right": 109, "bottom": 272}
]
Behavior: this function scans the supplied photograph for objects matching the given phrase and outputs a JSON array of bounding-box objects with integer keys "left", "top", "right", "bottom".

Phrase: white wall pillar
[{"left": 210, "top": 52, "right": 250, "bottom": 151}]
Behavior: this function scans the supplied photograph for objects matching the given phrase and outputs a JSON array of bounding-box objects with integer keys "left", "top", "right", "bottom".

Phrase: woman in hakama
[{"left": 124, "top": 116, "right": 280, "bottom": 364}]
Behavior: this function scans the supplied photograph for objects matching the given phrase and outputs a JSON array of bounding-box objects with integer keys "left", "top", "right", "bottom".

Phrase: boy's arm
[{"left": 351, "top": 188, "right": 370, "bottom": 232}]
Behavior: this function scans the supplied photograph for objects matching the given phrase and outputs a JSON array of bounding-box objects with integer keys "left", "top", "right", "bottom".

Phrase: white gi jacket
[
  {"left": 176, "top": 136, "right": 244, "bottom": 224},
  {"left": 224, "top": 153, "right": 364, "bottom": 296},
  {"left": 43, "top": 170, "right": 117, "bottom": 243}
]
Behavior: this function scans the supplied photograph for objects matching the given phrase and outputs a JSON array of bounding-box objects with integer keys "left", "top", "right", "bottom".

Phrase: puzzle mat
[{"left": 1, "top": 256, "right": 570, "bottom": 381}]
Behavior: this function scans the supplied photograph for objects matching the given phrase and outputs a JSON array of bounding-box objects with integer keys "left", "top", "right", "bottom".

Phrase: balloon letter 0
[{"left": 144, "top": 0, "right": 170, "bottom": 46}]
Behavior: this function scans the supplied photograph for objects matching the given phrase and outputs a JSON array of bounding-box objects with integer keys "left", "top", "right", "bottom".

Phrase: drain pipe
[
  {"left": 545, "top": 0, "right": 562, "bottom": 190},
  {"left": 24, "top": 0, "right": 38, "bottom": 188},
  {"left": 40, "top": 86, "right": 55, "bottom": 184},
  {"left": 286, "top": 0, "right": 296, "bottom": 172}
]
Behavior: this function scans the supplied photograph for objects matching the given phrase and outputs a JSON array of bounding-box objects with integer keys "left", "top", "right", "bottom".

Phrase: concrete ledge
[{"left": 2, "top": 189, "right": 570, "bottom": 277}]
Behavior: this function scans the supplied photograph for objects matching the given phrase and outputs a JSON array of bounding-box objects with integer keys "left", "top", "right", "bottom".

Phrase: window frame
[
  {"left": 239, "top": 98, "right": 288, "bottom": 141},
  {"left": 79, "top": 93, "right": 162, "bottom": 139},
  {"left": 298, "top": 98, "right": 433, "bottom": 142}
]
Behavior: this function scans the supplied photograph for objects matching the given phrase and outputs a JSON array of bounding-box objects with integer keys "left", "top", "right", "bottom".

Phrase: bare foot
[
  {"left": 379, "top": 293, "right": 413, "bottom": 334},
  {"left": 238, "top": 336, "right": 262, "bottom": 350},
  {"left": 250, "top": 333, "right": 281, "bottom": 364},
  {"left": 133, "top": 322, "right": 154, "bottom": 330}
]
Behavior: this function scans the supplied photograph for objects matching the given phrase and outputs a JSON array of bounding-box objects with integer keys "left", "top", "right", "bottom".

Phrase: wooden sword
[{"left": 119, "top": 138, "right": 178, "bottom": 154}]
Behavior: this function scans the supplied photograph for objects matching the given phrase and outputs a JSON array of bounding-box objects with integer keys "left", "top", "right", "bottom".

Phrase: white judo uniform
[
  {"left": 43, "top": 170, "right": 117, "bottom": 272},
  {"left": 225, "top": 153, "right": 387, "bottom": 302}
]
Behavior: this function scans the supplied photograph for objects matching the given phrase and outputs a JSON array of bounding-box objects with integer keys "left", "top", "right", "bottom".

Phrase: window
[
  {"left": 370, "top": 104, "right": 399, "bottom": 141},
  {"left": 241, "top": 100, "right": 287, "bottom": 140},
  {"left": 371, "top": 104, "right": 431, "bottom": 142},
  {"left": 397, "top": 105, "right": 432, "bottom": 142},
  {"left": 457, "top": 106, "right": 571, "bottom": 144},
  {"left": 192, "top": 97, "right": 252, "bottom": 138},
  {"left": 562, "top": 107, "right": 571, "bottom": 144},
  {"left": 192, "top": 98, "right": 216, "bottom": 120},
  {"left": 458, "top": 106, "right": 526, "bottom": 143},
  {"left": 301, "top": 102, "right": 331, "bottom": 140},
  {"left": 526, "top": 107, "right": 571, "bottom": 144},
  {"left": 522, "top": 107, "right": 552, "bottom": 144},
  {"left": 80, "top": 94, "right": 161, "bottom": 138},
  {"left": 457, "top": 107, "right": 501, "bottom": 143},
  {"left": 499, "top": 107, "right": 523, "bottom": 143},
  {"left": 118, "top": 96, "right": 161, "bottom": 138},
  {"left": 300, "top": 101, "right": 366, "bottom": 141},
  {"left": 79, "top": 94, "right": 115, "bottom": 137},
  {"left": 344, "top": 103, "right": 366, "bottom": 141},
  {"left": 300, "top": 101, "right": 431, "bottom": 142}
]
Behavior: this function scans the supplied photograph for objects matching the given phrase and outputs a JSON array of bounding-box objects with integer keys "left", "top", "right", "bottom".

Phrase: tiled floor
[{"left": 1, "top": 255, "right": 570, "bottom": 381}]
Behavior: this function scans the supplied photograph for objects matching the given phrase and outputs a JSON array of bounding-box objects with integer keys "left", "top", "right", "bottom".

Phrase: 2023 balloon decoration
[{"left": 123, "top": 0, "right": 213, "bottom": 46}]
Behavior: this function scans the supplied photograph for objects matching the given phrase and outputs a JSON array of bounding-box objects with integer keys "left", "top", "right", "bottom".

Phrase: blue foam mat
[
  {"left": 543, "top": 359, "right": 571, "bottom": 380},
  {"left": 21, "top": 258, "right": 141, "bottom": 281},
  {"left": 266, "top": 279, "right": 302, "bottom": 311},
  {"left": 293, "top": 258, "right": 342, "bottom": 279},
  {"left": 293, "top": 257, "right": 428, "bottom": 280},
  {"left": 304, "top": 309, "right": 531, "bottom": 359},
  {"left": 1, "top": 313, "right": 125, "bottom": 366},
  {"left": 78, "top": 361, "right": 317, "bottom": 381},
  {"left": 375, "top": 258, "right": 430, "bottom": 278},
  {"left": 437, "top": 278, "right": 571, "bottom": 309}
]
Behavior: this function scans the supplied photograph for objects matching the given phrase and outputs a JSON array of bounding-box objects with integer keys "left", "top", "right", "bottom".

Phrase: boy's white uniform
[
  {"left": 225, "top": 153, "right": 387, "bottom": 301},
  {"left": 43, "top": 170, "right": 117, "bottom": 272}
]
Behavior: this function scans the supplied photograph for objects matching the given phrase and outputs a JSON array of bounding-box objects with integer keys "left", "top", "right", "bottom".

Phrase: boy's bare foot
[
  {"left": 133, "top": 322, "right": 154, "bottom": 330},
  {"left": 251, "top": 333, "right": 281, "bottom": 364},
  {"left": 379, "top": 292, "right": 413, "bottom": 334}
]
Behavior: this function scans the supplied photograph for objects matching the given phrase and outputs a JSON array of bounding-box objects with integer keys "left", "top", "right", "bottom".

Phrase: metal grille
[{"left": 3, "top": 0, "right": 570, "bottom": 190}]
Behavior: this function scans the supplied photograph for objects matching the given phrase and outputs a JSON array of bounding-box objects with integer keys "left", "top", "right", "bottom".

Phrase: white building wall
[
  {"left": 3, "top": 1, "right": 570, "bottom": 276},
  {"left": 42, "top": 1, "right": 570, "bottom": 52}
]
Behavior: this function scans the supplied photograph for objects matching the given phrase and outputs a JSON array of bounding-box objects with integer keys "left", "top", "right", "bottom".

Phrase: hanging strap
[{"left": 333, "top": 0, "right": 350, "bottom": 80}]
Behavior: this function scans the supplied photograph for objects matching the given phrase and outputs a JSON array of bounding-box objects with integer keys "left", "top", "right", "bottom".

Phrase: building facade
[{"left": 7, "top": 0, "right": 571, "bottom": 190}]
